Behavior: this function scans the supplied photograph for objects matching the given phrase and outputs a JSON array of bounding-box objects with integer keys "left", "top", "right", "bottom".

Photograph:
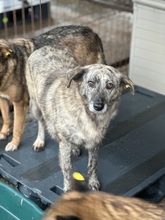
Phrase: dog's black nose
[{"left": 93, "top": 103, "right": 104, "bottom": 111}]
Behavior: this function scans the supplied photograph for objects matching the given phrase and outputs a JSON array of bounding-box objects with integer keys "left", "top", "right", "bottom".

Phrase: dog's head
[
  {"left": 0, "top": 39, "right": 14, "bottom": 75},
  {"left": 0, "top": 38, "right": 34, "bottom": 76},
  {"left": 67, "top": 64, "right": 134, "bottom": 114}
]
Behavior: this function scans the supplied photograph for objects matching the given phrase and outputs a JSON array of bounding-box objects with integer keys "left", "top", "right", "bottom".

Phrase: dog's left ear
[
  {"left": 120, "top": 75, "right": 135, "bottom": 95},
  {"left": 67, "top": 67, "right": 86, "bottom": 88},
  {"left": 0, "top": 47, "right": 13, "bottom": 58}
]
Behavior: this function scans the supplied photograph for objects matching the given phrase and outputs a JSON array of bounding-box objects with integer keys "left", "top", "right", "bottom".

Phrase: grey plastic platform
[{"left": 0, "top": 86, "right": 165, "bottom": 209}]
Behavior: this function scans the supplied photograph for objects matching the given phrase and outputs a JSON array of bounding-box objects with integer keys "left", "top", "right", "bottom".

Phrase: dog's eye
[
  {"left": 106, "top": 83, "right": 113, "bottom": 90},
  {"left": 88, "top": 81, "right": 95, "bottom": 88}
]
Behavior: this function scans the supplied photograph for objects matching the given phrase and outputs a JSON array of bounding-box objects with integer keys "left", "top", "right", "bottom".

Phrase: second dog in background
[{"left": 26, "top": 46, "right": 134, "bottom": 191}]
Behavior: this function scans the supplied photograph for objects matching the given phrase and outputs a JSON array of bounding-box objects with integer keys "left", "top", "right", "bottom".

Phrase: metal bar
[
  {"left": 39, "top": 0, "right": 43, "bottom": 30},
  {"left": 30, "top": 0, "right": 35, "bottom": 34},
  {"left": 13, "top": 0, "right": 17, "bottom": 37},
  {"left": 3, "top": 12, "right": 8, "bottom": 38},
  {"left": 22, "top": 0, "right": 26, "bottom": 36},
  {"left": 47, "top": 1, "right": 51, "bottom": 27}
]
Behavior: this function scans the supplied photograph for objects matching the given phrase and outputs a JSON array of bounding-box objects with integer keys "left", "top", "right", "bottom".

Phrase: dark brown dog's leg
[
  {"left": 5, "top": 100, "right": 28, "bottom": 151},
  {"left": 0, "top": 98, "right": 11, "bottom": 139},
  {"left": 87, "top": 145, "right": 100, "bottom": 191}
]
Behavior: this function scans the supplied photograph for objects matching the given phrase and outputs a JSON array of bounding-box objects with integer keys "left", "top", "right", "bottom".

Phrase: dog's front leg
[
  {"left": 59, "top": 141, "right": 72, "bottom": 192},
  {"left": 87, "top": 145, "right": 100, "bottom": 191},
  {"left": 0, "top": 98, "right": 11, "bottom": 139},
  {"left": 5, "top": 100, "right": 28, "bottom": 151}
]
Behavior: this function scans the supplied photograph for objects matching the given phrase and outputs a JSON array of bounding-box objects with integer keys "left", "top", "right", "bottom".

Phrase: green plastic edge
[{"left": 0, "top": 181, "right": 44, "bottom": 220}]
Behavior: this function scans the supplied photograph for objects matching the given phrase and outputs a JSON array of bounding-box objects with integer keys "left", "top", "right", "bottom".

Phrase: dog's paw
[
  {"left": 33, "top": 139, "right": 45, "bottom": 152},
  {"left": 0, "top": 129, "right": 10, "bottom": 140},
  {"left": 0, "top": 132, "right": 7, "bottom": 140},
  {"left": 5, "top": 142, "right": 18, "bottom": 151},
  {"left": 88, "top": 177, "right": 100, "bottom": 191}
]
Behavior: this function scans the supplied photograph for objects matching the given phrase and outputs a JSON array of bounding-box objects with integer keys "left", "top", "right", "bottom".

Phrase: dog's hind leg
[
  {"left": 59, "top": 140, "right": 72, "bottom": 192},
  {"left": 30, "top": 98, "right": 45, "bottom": 151},
  {"left": 0, "top": 98, "right": 11, "bottom": 140},
  {"left": 87, "top": 145, "right": 100, "bottom": 191},
  {"left": 33, "top": 120, "right": 45, "bottom": 151}
]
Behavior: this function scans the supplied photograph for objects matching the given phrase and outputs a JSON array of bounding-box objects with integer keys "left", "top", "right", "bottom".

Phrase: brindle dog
[{"left": 26, "top": 46, "right": 134, "bottom": 191}]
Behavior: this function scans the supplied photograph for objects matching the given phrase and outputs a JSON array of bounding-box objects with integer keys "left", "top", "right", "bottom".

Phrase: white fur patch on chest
[
  {"left": 75, "top": 116, "right": 102, "bottom": 148},
  {"left": 0, "top": 93, "right": 10, "bottom": 100}
]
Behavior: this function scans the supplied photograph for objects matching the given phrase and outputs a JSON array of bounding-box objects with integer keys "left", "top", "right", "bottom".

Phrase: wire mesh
[{"left": 0, "top": 0, "right": 133, "bottom": 73}]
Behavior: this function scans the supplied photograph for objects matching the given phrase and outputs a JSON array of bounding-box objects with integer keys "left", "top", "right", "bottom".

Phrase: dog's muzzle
[
  {"left": 93, "top": 102, "right": 104, "bottom": 111},
  {"left": 89, "top": 101, "right": 107, "bottom": 114}
]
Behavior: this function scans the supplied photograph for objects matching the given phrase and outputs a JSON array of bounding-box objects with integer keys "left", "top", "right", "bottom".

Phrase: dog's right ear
[{"left": 67, "top": 67, "right": 86, "bottom": 88}]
